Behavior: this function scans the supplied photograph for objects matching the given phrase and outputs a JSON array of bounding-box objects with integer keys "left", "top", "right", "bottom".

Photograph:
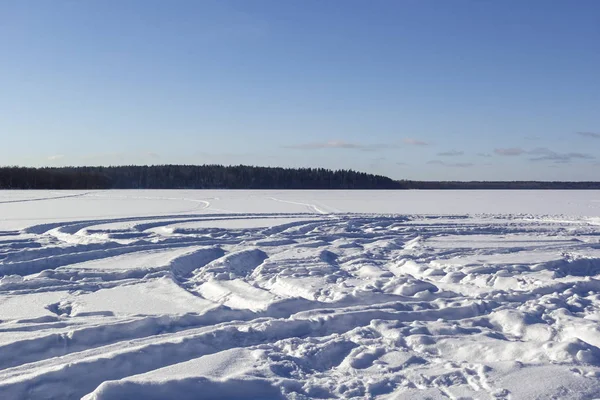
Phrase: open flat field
[{"left": 1, "top": 190, "right": 600, "bottom": 399}]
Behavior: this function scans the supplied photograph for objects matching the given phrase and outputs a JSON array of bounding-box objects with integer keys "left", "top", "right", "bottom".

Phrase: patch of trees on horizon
[
  {"left": 0, "top": 165, "right": 599, "bottom": 190},
  {"left": 0, "top": 165, "right": 401, "bottom": 189}
]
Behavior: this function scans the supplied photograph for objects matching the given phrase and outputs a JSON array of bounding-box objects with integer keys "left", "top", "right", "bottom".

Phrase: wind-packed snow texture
[{"left": 2, "top": 190, "right": 600, "bottom": 399}]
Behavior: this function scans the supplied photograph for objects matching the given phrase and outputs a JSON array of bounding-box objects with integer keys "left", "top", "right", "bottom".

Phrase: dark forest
[{"left": 1, "top": 165, "right": 599, "bottom": 190}]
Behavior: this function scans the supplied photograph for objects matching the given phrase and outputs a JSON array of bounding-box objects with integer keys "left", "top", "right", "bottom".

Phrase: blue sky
[{"left": 1, "top": 0, "right": 599, "bottom": 180}]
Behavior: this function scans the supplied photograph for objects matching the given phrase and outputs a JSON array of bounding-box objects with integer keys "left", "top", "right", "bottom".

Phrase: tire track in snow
[
  {"left": 1, "top": 211, "right": 600, "bottom": 399},
  {"left": 0, "top": 191, "right": 97, "bottom": 205},
  {"left": 267, "top": 197, "right": 331, "bottom": 214}
]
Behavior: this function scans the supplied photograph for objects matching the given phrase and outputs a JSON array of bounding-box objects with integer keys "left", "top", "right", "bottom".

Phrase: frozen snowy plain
[{"left": 2, "top": 190, "right": 600, "bottom": 399}]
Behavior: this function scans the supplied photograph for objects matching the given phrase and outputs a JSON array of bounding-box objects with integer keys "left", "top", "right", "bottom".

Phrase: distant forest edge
[{"left": 1, "top": 165, "right": 600, "bottom": 190}]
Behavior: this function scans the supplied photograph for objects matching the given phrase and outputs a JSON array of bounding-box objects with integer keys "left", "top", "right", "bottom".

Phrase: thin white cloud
[
  {"left": 47, "top": 155, "right": 65, "bottom": 161},
  {"left": 285, "top": 141, "right": 361, "bottom": 150},
  {"left": 427, "top": 160, "right": 474, "bottom": 168},
  {"left": 403, "top": 138, "right": 430, "bottom": 146},
  {"left": 576, "top": 131, "right": 600, "bottom": 139},
  {"left": 528, "top": 147, "right": 594, "bottom": 163},
  {"left": 284, "top": 141, "right": 394, "bottom": 151},
  {"left": 369, "top": 157, "right": 387, "bottom": 168},
  {"left": 453, "top": 162, "right": 474, "bottom": 167},
  {"left": 437, "top": 150, "right": 464, "bottom": 157},
  {"left": 494, "top": 147, "right": 526, "bottom": 156},
  {"left": 493, "top": 146, "right": 594, "bottom": 163}
]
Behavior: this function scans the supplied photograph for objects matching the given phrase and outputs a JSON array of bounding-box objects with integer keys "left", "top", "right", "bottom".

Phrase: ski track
[
  {"left": 0, "top": 192, "right": 95, "bottom": 205},
  {"left": 1, "top": 192, "right": 600, "bottom": 398},
  {"left": 267, "top": 197, "right": 332, "bottom": 215}
]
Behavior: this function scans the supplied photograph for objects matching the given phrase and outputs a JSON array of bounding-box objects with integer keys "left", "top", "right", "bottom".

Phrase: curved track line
[{"left": 267, "top": 196, "right": 330, "bottom": 214}]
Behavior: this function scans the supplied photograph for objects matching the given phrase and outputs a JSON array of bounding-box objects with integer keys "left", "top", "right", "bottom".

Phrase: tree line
[
  {"left": 0, "top": 165, "right": 402, "bottom": 189},
  {"left": 0, "top": 165, "right": 599, "bottom": 190}
]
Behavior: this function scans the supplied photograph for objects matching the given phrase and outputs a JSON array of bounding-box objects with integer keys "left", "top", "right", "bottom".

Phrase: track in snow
[{"left": 1, "top": 192, "right": 600, "bottom": 399}]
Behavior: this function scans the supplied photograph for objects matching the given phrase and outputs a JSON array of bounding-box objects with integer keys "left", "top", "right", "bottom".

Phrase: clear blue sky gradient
[{"left": 1, "top": 0, "right": 599, "bottom": 180}]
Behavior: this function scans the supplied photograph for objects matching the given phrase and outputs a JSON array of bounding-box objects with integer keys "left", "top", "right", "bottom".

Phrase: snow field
[{"left": 1, "top": 190, "right": 600, "bottom": 399}]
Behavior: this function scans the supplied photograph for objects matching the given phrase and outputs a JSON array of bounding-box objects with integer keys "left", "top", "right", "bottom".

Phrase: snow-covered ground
[{"left": 2, "top": 190, "right": 600, "bottom": 399}]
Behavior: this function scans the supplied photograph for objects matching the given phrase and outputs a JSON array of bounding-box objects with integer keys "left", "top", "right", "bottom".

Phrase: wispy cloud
[
  {"left": 403, "top": 138, "right": 430, "bottom": 146},
  {"left": 369, "top": 157, "right": 387, "bottom": 168},
  {"left": 528, "top": 147, "right": 594, "bottom": 163},
  {"left": 284, "top": 141, "right": 359, "bottom": 150},
  {"left": 288, "top": 138, "right": 428, "bottom": 150},
  {"left": 453, "top": 162, "right": 474, "bottom": 167},
  {"left": 493, "top": 146, "right": 594, "bottom": 163},
  {"left": 427, "top": 160, "right": 474, "bottom": 168},
  {"left": 47, "top": 155, "right": 64, "bottom": 161},
  {"left": 437, "top": 150, "right": 464, "bottom": 157},
  {"left": 396, "top": 162, "right": 409, "bottom": 166},
  {"left": 494, "top": 147, "right": 526, "bottom": 156},
  {"left": 284, "top": 140, "right": 394, "bottom": 152},
  {"left": 576, "top": 131, "right": 600, "bottom": 139},
  {"left": 147, "top": 152, "right": 160, "bottom": 159},
  {"left": 476, "top": 153, "right": 492, "bottom": 158}
]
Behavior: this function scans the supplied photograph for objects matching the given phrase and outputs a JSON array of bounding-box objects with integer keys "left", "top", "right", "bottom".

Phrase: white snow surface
[{"left": 1, "top": 190, "right": 600, "bottom": 399}]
